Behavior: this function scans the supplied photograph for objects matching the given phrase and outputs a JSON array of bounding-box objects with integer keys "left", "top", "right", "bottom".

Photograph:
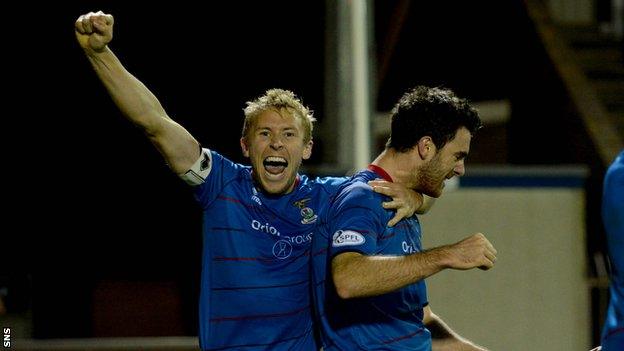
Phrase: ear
[
  {"left": 417, "top": 136, "right": 435, "bottom": 160},
  {"left": 302, "top": 139, "right": 313, "bottom": 160},
  {"left": 240, "top": 137, "right": 250, "bottom": 158}
]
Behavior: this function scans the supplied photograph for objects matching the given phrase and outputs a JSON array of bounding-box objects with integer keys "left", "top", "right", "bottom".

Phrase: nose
[
  {"left": 454, "top": 160, "right": 465, "bottom": 176},
  {"left": 270, "top": 135, "right": 284, "bottom": 149}
]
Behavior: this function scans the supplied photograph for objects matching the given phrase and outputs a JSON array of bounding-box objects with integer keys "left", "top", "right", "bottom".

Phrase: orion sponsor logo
[
  {"left": 332, "top": 230, "right": 365, "bottom": 247},
  {"left": 252, "top": 220, "right": 281, "bottom": 237},
  {"left": 288, "top": 232, "right": 312, "bottom": 245},
  {"left": 251, "top": 220, "right": 313, "bottom": 245},
  {"left": 402, "top": 241, "right": 416, "bottom": 253}
]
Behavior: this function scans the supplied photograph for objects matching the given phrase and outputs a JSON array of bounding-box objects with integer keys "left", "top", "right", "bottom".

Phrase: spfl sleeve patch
[{"left": 332, "top": 230, "right": 366, "bottom": 247}]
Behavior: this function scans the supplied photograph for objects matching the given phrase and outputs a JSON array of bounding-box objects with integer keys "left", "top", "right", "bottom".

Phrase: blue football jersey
[
  {"left": 194, "top": 149, "right": 344, "bottom": 350},
  {"left": 602, "top": 150, "right": 624, "bottom": 351},
  {"left": 312, "top": 166, "right": 431, "bottom": 350}
]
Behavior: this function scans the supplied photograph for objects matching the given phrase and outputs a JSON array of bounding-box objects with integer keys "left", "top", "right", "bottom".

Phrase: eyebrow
[
  {"left": 456, "top": 151, "right": 469, "bottom": 159},
  {"left": 255, "top": 126, "right": 298, "bottom": 132}
]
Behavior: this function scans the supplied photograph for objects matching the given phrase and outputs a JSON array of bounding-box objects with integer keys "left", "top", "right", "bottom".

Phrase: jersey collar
[
  {"left": 249, "top": 171, "right": 302, "bottom": 195},
  {"left": 367, "top": 164, "right": 393, "bottom": 182}
]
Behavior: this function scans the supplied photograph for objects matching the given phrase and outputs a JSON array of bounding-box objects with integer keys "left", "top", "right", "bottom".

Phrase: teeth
[{"left": 265, "top": 156, "right": 287, "bottom": 163}]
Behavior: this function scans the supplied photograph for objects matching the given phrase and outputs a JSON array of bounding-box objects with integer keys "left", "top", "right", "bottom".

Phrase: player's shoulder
[
  {"left": 335, "top": 176, "right": 382, "bottom": 209},
  {"left": 300, "top": 175, "right": 348, "bottom": 197},
  {"left": 306, "top": 175, "right": 348, "bottom": 188},
  {"left": 210, "top": 149, "right": 247, "bottom": 170},
  {"left": 207, "top": 149, "right": 251, "bottom": 178}
]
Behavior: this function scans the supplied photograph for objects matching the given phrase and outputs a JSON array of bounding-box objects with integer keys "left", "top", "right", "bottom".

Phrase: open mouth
[{"left": 263, "top": 156, "right": 288, "bottom": 175}]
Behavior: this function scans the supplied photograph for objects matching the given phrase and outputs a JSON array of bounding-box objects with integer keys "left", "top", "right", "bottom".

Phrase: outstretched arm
[
  {"left": 75, "top": 11, "right": 199, "bottom": 174},
  {"left": 424, "top": 306, "right": 489, "bottom": 351},
  {"left": 332, "top": 233, "right": 496, "bottom": 299}
]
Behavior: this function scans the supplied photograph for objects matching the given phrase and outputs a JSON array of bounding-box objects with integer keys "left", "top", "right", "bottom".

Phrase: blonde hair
[{"left": 242, "top": 89, "right": 316, "bottom": 143}]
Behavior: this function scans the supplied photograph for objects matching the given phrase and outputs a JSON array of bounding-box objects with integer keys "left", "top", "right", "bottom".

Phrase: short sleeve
[
  {"left": 327, "top": 182, "right": 389, "bottom": 257},
  {"left": 193, "top": 150, "right": 247, "bottom": 209}
]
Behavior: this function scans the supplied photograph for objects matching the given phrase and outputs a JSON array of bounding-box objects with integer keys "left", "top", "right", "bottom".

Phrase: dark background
[{"left": 3, "top": 0, "right": 606, "bottom": 338}]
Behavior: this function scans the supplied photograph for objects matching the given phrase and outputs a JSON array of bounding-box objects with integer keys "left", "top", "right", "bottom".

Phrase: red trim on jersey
[{"left": 367, "top": 164, "right": 393, "bottom": 182}]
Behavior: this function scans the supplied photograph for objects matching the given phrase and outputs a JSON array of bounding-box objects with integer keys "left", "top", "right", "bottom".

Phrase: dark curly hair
[{"left": 385, "top": 86, "right": 482, "bottom": 152}]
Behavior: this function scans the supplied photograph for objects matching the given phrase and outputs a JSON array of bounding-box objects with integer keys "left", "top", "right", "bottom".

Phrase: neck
[{"left": 371, "top": 148, "right": 418, "bottom": 186}]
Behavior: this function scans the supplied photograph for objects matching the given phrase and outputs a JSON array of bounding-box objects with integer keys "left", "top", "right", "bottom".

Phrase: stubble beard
[{"left": 417, "top": 156, "right": 447, "bottom": 198}]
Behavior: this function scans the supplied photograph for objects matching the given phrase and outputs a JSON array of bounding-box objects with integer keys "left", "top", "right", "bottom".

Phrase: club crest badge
[{"left": 293, "top": 198, "right": 318, "bottom": 224}]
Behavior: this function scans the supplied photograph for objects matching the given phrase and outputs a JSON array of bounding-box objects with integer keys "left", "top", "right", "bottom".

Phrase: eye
[
  {"left": 259, "top": 131, "right": 270, "bottom": 137},
  {"left": 456, "top": 154, "right": 467, "bottom": 161},
  {"left": 285, "top": 132, "right": 296, "bottom": 138}
]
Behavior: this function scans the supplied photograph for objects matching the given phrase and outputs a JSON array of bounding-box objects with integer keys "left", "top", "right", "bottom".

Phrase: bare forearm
[
  {"left": 85, "top": 47, "right": 169, "bottom": 133},
  {"left": 427, "top": 311, "right": 488, "bottom": 351},
  {"left": 332, "top": 231, "right": 496, "bottom": 299},
  {"left": 332, "top": 249, "right": 449, "bottom": 298}
]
